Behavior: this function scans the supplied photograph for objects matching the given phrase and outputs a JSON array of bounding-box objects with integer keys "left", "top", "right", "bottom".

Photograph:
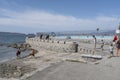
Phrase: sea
[
  {"left": 56, "top": 35, "right": 114, "bottom": 39},
  {"left": 0, "top": 33, "right": 30, "bottom": 63}
]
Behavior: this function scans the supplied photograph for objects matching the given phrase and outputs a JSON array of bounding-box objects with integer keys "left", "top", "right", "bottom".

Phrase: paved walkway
[{"left": 26, "top": 57, "right": 120, "bottom": 80}]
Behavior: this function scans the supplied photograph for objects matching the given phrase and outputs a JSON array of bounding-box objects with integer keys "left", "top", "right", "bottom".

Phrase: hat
[{"left": 116, "top": 30, "right": 120, "bottom": 34}]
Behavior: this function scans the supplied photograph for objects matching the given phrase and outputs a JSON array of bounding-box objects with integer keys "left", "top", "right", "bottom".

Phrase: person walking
[
  {"left": 93, "top": 35, "right": 97, "bottom": 50},
  {"left": 109, "top": 44, "right": 114, "bottom": 57},
  {"left": 101, "top": 40, "right": 104, "bottom": 51}
]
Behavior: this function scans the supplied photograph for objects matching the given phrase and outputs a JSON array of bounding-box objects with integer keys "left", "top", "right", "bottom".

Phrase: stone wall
[{"left": 26, "top": 37, "right": 78, "bottom": 53}]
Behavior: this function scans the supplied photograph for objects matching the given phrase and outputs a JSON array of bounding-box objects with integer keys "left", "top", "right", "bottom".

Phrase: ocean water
[
  {"left": 0, "top": 46, "right": 30, "bottom": 62},
  {"left": 56, "top": 35, "right": 113, "bottom": 39},
  {"left": 0, "top": 33, "right": 30, "bottom": 62},
  {"left": 0, "top": 33, "right": 26, "bottom": 44}
]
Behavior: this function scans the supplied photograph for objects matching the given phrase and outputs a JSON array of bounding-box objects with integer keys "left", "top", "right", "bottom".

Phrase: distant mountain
[{"left": 0, "top": 32, "right": 26, "bottom": 35}]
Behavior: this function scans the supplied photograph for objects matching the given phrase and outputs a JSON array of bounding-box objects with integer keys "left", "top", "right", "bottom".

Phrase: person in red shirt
[
  {"left": 113, "top": 34, "right": 120, "bottom": 56},
  {"left": 113, "top": 34, "right": 118, "bottom": 42}
]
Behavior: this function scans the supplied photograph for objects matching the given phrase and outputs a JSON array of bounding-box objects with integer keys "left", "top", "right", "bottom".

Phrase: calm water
[
  {"left": 0, "top": 33, "right": 30, "bottom": 62},
  {"left": 56, "top": 35, "right": 113, "bottom": 39},
  {"left": 0, "top": 46, "right": 30, "bottom": 62},
  {"left": 0, "top": 33, "right": 26, "bottom": 44}
]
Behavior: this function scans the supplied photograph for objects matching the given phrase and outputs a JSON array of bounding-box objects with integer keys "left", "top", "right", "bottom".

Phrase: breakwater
[
  {"left": 25, "top": 37, "right": 111, "bottom": 54},
  {"left": 26, "top": 37, "right": 78, "bottom": 53}
]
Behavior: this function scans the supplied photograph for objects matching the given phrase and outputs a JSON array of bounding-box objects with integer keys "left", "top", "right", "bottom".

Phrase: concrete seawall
[
  {"left": 26, "top": 37, "right": 112, "bottom": 54},
  {"left": 26, "top": 37, "right": 78, "bottom": 53}
]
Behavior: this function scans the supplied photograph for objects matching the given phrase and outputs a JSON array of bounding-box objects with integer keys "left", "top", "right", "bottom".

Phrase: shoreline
[{"left": 0, "top": 44, "right": 31, "bottom": 64}]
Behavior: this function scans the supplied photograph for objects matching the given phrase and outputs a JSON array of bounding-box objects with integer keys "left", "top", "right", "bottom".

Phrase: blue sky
[{"left": 0, "top": 0, "right": 120, "bottom": 33}]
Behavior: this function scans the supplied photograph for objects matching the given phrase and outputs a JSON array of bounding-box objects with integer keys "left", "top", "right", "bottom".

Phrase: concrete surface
[{"left": 26, "top": 57, "right": 120, "bottom": 80}]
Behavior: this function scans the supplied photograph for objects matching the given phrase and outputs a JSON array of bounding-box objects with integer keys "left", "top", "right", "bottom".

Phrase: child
[
  {"left": 16, "top": 48, "right": 21, "bottom": 58},
  {"left": 109, "top": 44, "right": 114, "bottom": 57},
  {"left": 101, "top": 40, "right": 104, "bottom": 51},
  {"left": 112, "top": 40, "right": 116, "bottom": 47}
]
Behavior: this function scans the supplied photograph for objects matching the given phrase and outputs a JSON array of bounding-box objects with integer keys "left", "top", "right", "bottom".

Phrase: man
[{"left": 93, "top": 35, "right": 97, "bottom": 50}]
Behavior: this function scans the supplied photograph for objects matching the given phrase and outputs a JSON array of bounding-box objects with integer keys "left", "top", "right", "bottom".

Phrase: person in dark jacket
[{"left": 16, "top": 48, "right": 21, "bottom": 58}]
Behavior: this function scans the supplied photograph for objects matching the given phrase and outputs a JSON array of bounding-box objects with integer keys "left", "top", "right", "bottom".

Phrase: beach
[
  {"left": 0, "top": 0, "right": 119, "bottom": 79},
  {"left": 1, "top": 37, "right": 119, "bottom": 80}
]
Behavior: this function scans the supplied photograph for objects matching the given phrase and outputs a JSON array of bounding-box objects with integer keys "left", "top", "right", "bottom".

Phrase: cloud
[{"left": 0, "top": 9, "right": 119, "bottom": 32}]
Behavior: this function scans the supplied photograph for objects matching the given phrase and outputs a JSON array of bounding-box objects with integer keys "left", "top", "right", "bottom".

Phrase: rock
[
  {"left": 10, "top": 43, "right": 18, "bottom": 48},
  {"left": 0, "top": 63, "right": 22, "bottom": 78}
]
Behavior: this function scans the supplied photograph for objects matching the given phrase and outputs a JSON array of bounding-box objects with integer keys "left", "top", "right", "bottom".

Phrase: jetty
[{"left": 0, "top": 35, "right": 119, "bottom": 80}]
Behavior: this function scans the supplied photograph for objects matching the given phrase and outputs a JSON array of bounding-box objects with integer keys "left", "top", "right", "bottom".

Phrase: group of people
[
  {"left": 92, "top": 34, "right": 120, "bottom": 57},
  {"left": 39, "top": 34, "right": 50, "bottom": 40},
  {"left": 93, "top": 35, "right": 104, "bottom": 51}
]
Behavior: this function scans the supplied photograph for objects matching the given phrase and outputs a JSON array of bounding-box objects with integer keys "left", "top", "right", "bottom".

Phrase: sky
[{"left": 0, "top": 0, "right": 120, "bottom": 33}]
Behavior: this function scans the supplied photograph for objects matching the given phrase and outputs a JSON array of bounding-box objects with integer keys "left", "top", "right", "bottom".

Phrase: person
[
  {"left": 46, "top": 34, "right": 49, "bottom": 40},
  {"left": 116, "top": 39, "right": 120, "bottom": 56},
  {"left": 16, "top": 48, "right": 21, "bottom": 58},
  {"left": 29, "top": 49, "right": 37, "bottom": 57},
  {"left": 40, "top": 34, "right": 43, "bottom": 39},
  {"left": 93, "top": 35, "right": 97, "bottom": 50},
  {"left": 109, "top": 44, "right": 114, "bottom": 57},
  {"left": 101, "top": 40, "right": 104, "bottom": 51},
  {"left": 113, "top": 34, "right": 118, "bottom": 43}
]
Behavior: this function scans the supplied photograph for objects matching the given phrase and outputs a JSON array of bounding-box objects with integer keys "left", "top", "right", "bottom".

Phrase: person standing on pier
[
  {"left": 101, "top": 40, "right": 104, "bottom": 51},
  {"left": 114, "top": 29, "right": 120, "bottom": 56},
  {"left": 40, "top": 34, "right": 43, "bottom": 39},
  {"left": 93, "top": 35, "right": 97, "bottom": 50}
]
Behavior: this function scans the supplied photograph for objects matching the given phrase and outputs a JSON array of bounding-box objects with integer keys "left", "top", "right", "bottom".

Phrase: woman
[{"left": 116, "top": 39, "right": 120, "bottom": 56}]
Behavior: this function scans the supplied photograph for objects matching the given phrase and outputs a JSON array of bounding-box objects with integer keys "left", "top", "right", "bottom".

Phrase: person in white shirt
[{"left": 109, "top": 44, "right": 114, "bottom": 57}]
